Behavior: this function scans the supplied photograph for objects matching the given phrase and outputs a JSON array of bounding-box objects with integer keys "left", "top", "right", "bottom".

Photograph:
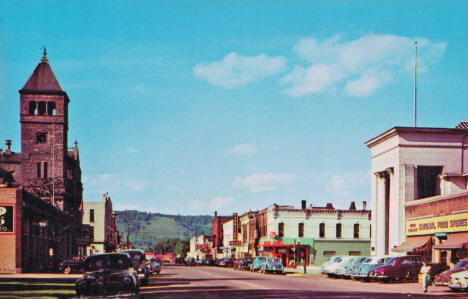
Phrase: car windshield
[
  {"left": 124, "top": 251, "right": 143, "bottom": 262},
  {"left": 384, "top": 258, "right": 398, "bottom": 266},
  {"left": 258, "top": 257, "right": 266, "bottom": 262},
  {"left": 268, "top": 258, "right": 279, "bottom": 263},
  {"left": 85, "top": 255, "right": 130, "bottom": 271},
  {"left": 456, "top": 260, "right": 468, "bottom": 268}
]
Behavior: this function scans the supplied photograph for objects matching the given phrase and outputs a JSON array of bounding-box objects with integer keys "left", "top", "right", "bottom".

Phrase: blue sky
[{"left": 1, "top": 1, "right": 467, "bottom": 215}]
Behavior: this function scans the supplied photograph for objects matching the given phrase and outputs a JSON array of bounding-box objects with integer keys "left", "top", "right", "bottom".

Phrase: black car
[
  {"left": 75, "top": 253, "right": 139, "bottom": 296},
  {"left": 58, "top": 258, "right": 83, "bottom": 274},
  {"left": 234, "top": 258, "right": 253, "bottom": 270},
  {"left": 120, "top": 249, "right": 150, "bottom": 285}
]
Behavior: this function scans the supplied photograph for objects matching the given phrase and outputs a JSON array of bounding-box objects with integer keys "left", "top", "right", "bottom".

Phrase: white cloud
[
  {"left": 283, "top": 34, "right": 446, "bottom": 97},
  {"left": 83, "top": 173, "right": 149, "bottom": 197},
  {"left": 210, "top": 197, "right": 235, "bottom": 210},
  {"left": 326, "top": 171, "right": 370, "bottom": 196},
  {"left": 193, "top": 52, "right": 286, "bottom": 88},
  {"left": 233, "top": 173, "right": 297, "bottom": 192},
  {"left": 229, "top": 143, "right": 257, "bottom": 156}
]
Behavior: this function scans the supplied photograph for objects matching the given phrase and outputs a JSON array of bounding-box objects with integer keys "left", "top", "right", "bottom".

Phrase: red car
[
  {"left": 434, "top": 258, "right": 468, "bottom": 286},
  {"left": 370, "top": 256, "right": 424, "bottom": 282}
]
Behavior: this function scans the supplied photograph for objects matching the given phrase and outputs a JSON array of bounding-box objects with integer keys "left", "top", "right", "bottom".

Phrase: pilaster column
[{"left": 375, "top": 171, "right": 387, "bottom": 256}]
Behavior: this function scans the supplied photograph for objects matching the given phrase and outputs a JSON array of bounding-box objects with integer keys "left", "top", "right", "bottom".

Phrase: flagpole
[{"left": 414, "top": 41, "right": 418, "bottom": 127}]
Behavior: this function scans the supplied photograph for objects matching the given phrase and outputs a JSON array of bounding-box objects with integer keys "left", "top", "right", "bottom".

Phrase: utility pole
[{"left": 414, "top": 41, "right": 418, "bottom": 127}]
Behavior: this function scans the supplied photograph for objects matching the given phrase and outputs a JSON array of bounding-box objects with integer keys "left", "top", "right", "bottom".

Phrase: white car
[
  {"left": 449, "top": 269, "right": 468, "bottom": 292},
  {"left": 321, "top": 256, "right": 344, "bottom": 274},
  {"left": 327, "top": 256, "right": 354, "bottom": 278}
]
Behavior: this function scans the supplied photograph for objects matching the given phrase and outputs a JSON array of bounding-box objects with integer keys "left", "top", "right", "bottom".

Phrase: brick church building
[{"left": 0, "top": 50, "right": 91, "bottom": 273}]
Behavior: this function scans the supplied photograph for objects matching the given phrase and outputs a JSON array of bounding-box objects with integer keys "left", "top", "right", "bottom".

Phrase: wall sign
[
  {"left": 0, "top": 205, "right": 14, "bottom": 233},
  {"left": 407, "top": 212, "right": 468, "bottom": 236}
]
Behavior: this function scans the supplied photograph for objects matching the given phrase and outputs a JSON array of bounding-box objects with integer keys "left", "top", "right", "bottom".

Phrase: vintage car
[
  {"left": 58, "top": 258, "right": 83, "bottom": 274},
  {"left": 342, "top": 256, "right": 367, "bottom": 279},
  {"left": 434, "top": 258, "right": 468, "bottom": 286},
  {"left": 75, "top": 253, "right": 139, "bottom": 296},
  {"left": 147, "top": 257, "right": 162, "bottom": 275},
  {"left": 449, "top": 269, "right": 468, "bottom": 292},
  {"left": 327, "top": 256, "right": 354, "bottom": 278},
  {"left": 250, "top": 256, "right": 267, "bottom": 272},
  {"left": 218, "top": 258, "right": 234, "bottom": 267},
  {"left": 234, "top": 258, "right": 253, "bottom": 271},
  {"left": 370, "top": 255, "right": 424, "bottom": 282},
  {"left": 320, "top": 256, "right": 344, "bottom": 274},
  {"left": 353, "top": 256, "right": 390, "bottom": 281},
  {"left": 261, "top": 257, "right": 283, "bottom": 274},
  {"left": 120, "top": 249, "right": 150, "bottom": 285}
]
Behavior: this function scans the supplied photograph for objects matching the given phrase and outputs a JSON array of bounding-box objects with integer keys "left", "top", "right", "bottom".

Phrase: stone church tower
[{"left": 19, "top": 49, "right": 83, "bottom": 216}]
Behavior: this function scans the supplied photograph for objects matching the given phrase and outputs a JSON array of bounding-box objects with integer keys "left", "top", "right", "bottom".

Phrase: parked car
[
  {"left": 434, "top": 258, "right": 468, "bottom": 286},
  {"left": 261, "top": 257, "right": 283, "bottom": 274},
  {"left": 353, "top": 256, "right": 390, "bottom": 281},
  {"left": 448, "top": 269, "right": 468, "bottom": 292},
  {"left": 370, "top": 255, "right": 424, "bottom": 282},
  {"left": 120, "top": 249, "right": 150, "bottom": 285},
  {"left": 250, "top": 256, "right": 267, "bottom": 272},
  {"left": 343, "top": 256, "right": 367, "bottom": 279},
  {"left": 75, "top": 253, "right": 139, "bottom": 296},
  {"left": 147, "top": 258, "right": 162, "bottom": 275},
  {"left": 320, "top": 256, "right": 344, "bottom": 274},
  {"left": 327, "top": 256, "right": 354, "bottom": 278},
  {"left": 217, "top": 258, "right": 234, "bottom": 267},
  {"left": 234, "top": 258, "right": 253, "bottom": 271},
  {"left": 58, "top": 258, "right": 83, "bottom": 274}
]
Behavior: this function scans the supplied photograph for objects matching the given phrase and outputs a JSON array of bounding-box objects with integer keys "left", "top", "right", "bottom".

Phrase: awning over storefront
[
  {"left": 392, "top": 235, "right": 432, "bottom": 252},
  {"left": 434, "top": 232, "right": 468, "bottom": 250}
]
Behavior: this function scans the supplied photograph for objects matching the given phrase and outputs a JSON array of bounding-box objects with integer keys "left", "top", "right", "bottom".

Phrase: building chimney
[
  {"left": 362, "top": 201, "right": 367, "bottom": 210},
  {"left": 214, "top": 211, "right": 218, "bottom": 217},
  {"left": 349, "top": 201, "right": 356, "bottom": 210},
  {"left": 5, "top": 140, "right": 11, "bottom": 154},
  {"left": 301, "top": 200, "right": 306, "bottom": 209}
]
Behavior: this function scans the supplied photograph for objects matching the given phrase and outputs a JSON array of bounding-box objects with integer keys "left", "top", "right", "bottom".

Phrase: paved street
[{"left": 136, "top": 265, "right": 465, "bottom": 298}]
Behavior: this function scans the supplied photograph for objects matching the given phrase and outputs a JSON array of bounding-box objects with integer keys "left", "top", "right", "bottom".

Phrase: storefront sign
[
  {"left": 0, "top": 205, "right": 14, "bottom": 233},
  {"left": 407, "top": 212, "right": 468, "bottom": 236}
]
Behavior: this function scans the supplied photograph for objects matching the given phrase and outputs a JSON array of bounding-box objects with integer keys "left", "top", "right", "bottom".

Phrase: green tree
[{"left": 174, "top": 239, "right": 190, "bottom": 257}]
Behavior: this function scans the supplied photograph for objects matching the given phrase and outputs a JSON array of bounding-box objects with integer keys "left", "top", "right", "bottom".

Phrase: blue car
[
  {"left": 261, "top": 257, "right": 284, "bottom": 274},
  {"left": 250, "top": 256, "right": 267, "bottom": 272},
  {"left": 353, "top": 256, "right": 390, "bottom": 281},
  {"left": 320, "top": 256, "right": 344, "bottom": 274}
]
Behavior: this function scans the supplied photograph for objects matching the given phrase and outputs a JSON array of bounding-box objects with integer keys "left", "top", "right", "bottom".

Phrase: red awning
[
  {"left": 392, "top": 235, "right": 432, "bottom": 253},
  {"left": 434, "top": 232, "right": 468, "bottom": 250},
  {"left": 262, "top": 243, "right": 294, "bottom": 248}
]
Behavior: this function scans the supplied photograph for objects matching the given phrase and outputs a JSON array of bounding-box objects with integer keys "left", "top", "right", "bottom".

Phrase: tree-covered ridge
[{"left": 115, "top": 210, "right": 212, "bottom": 251}]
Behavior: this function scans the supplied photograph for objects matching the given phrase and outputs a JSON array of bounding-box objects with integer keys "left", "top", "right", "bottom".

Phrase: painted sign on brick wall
[
  {"left": 0, "top": 205, "right": 14, "bottom": 233},
  {"left": 407, "top": 212, "right": 468, "bottom": 236}
]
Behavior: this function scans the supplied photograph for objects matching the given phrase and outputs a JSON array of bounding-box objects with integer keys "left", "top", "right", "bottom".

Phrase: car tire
[{"left": 63, "top": 266, "right": 71, "bottom": 274}]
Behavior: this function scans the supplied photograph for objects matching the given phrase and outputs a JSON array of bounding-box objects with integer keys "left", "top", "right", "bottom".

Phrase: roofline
[
  {"left": 19, "top": 89, "right": 69, "bottom": 101},
  {"left": 365, "top": 126, "right": 468, "bottom": 148}
]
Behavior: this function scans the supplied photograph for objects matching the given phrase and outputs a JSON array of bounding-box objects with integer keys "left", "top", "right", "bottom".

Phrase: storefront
[{"left": 258, "top": 238, "right": 313, "bottom": 268}]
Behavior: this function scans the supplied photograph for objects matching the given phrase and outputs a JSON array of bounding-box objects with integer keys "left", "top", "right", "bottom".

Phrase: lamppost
[{"left": 39, "top": 220, "right": 49, "bottom": 272}]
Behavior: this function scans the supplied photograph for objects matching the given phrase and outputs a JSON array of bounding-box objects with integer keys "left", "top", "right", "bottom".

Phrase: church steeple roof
[{"left": 20, "top": 48, "right": 63, "bottom": 93}]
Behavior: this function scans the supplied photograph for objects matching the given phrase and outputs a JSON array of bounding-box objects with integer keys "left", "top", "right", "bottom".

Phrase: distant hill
[{"left": 115, "top": 210, "right": 212, "bottom": 250}]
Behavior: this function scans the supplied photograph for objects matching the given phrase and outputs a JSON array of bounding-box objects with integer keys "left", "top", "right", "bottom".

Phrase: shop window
[
  {"left": 336, "top": 223, "right": 342, "bottom": 238},
  {"left": 47, "top": 102, "right": 56, "bottom": 116},
  {"left": 417, "top": 166, "right": 442, "bottom": 199},
  {"left": 90, "top": 209, "right": 95, "bottom": 223},
  {"left": 38, "top": 101, "right": 46, "bottom": 115},
  {"left": 298, "top": 223, "right": 304, "bottom": 238},
  {"left": 278, "top": 222, "right": 284, "bottom": 237},
  {"left": 354, "top": 223, "right": 360, "bottom": 239},
  {"left": 319, "top": 223, "right": 325, "bottom": 238},
  {"left": 323, "top": 251, "right": 335, "bottom": 256},
  {"left": 349, "top": 251, "right": 361, "bottom": 256},
  {"left": 29, "top": 101, "right": 37, "bottom": 115}
]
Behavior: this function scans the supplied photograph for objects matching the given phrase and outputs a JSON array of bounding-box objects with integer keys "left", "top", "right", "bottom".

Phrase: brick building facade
[{"left": 0, "top": 50, "right": 90, "bottom": 273}]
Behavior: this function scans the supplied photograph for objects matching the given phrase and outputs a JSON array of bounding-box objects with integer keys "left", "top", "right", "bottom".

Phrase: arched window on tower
[
  {"left": 29, "top": 101, "right": 37, "bottom": 115},
  {"left": 47, "top": 102, "right": 56, "bottom": 116},
  {"left": 38, "top": 102, "right": 46, "bottom": 115}
]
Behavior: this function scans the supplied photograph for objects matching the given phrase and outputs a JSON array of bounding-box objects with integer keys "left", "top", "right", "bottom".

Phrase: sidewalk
[
  {"left": 0, "top": 273, "right": 80, "bottom": 283},
  {"left": 284, "top": 265, "right": 321, "bottom": 275}
]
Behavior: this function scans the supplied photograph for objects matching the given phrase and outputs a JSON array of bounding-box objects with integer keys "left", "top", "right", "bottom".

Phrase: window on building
[
  {"left": 29, "top": 101, "right": 37, "bottom": 115},
  {"left": 47, "top": 102, "right": 56, "bottom": 116},
  {"left": 90, "top": 209, "right": 95, "bottom": 223},
  {"left": 278, "top": 222, "right": 284, "bottom": 237},
  {"left": 354, "top": 223, "right": 360, "bottom": 239},
  {"left": 319, "top": 223, "right": 325, "bottom": 238},
  {"left": 336, "top": 223, "right": 342, "bottom": 238},
  {"left": 417, "top": 166, "right": 443, "bottom": 199},
  {"left": 38, "top": 101, "right": 46, "bottom": 115},
  {"left": 36, "top": 162, "right": 41, "bottom": 178},
  {"left": 349, "top": 251, "right": 361, "bottom": 256},
  {"left": 43, "top": 162, "right": 48, "bottom": 179},
  {"left": 298, "top": 223, "right": 304, "bottom": 237},
  {"left": 323, "top": 251, "right": 336, "bottom": 256}
]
